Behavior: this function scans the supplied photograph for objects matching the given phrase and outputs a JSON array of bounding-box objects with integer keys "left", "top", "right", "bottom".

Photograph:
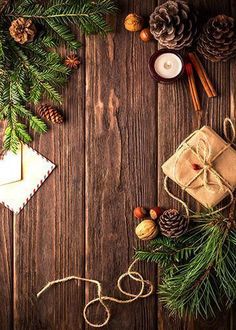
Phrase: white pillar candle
[{"left": 154, "top": 53, "right": 183, "bottom": 79}]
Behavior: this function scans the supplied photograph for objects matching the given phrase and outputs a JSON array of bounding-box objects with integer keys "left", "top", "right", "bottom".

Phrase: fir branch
[
  {"left": 0, "top": 0, "right": 118, "bottom": 151},
  {"left": 136, "top": 210, "right": 236, "bottom": 320}
]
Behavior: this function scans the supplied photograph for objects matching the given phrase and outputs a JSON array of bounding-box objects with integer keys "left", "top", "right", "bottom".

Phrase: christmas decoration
[
  {"left": 0, "top": 0, "right": 118, "bottom": 152},
  {"left": 135, "top": 219, "right": 158, "bottom": 240},
  {"left": 38, "top": 104, "right": 64, "bottom": 124},
  {"left": 136, "top": 200, "right": 236, "bottom": 320},
  {"left": 159, "top": 209, "right": 188, "bottom": 238},
  {"left": 149, "top": 0, "right": 197, "bottom": 50},
  {"left": 65, "top": 54, "right": 81, "bottom": 69},
  {"left": 124, "top": 13, "right": 144, "bottom": 32},
  {"left": 162, "top": 119, "right": 236, "bottom": 208},
  {"left": 197, "top": 15, "right": 236, "bottom": 62},
  {"left": 188, "top": 52, "right": 217, "bottom": 98},
  {"left": 150, "top": 207, "right": 163, "bottom": 220},
  {"left": 192, "top": 163, "right": 202, "bottom": 171},
  {"left": 139, "top": 28, "right": 152, "bottom": 42},
  {"left": 9, "top": 17, "right": 36, "bottom": 44},
  {"left": 133, "top": 206, "right": 148, "bottom": 219}
]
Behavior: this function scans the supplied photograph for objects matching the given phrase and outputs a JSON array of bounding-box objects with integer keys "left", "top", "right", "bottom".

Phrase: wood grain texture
[
  {"left": 0, "top": 208, "right": 13, "bottom": 329},
  {"left": 85, "top": 1, "right": 157, "bottom": 329},
  {"left": 157, "top": 1, "right": 234, "bottom": 329},
  {"left": 13, "top": 39, "right": 86, "bottom": 329},
  {"left": 0, "top": 0, "right": 235, "bottom": 329}
]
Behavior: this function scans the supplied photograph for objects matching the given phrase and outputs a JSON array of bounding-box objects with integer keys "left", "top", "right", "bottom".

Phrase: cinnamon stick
[
  {"left": 188, "top": 52, "right": 217, "bottom": 98},
  {"left": 185, "top": 63, "right": 201, "bottom": 113}
]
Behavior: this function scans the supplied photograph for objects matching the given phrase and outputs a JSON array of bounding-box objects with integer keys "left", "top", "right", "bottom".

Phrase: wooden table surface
[{"left": 1, "top": 0, "right": 236, "bottom": 329}]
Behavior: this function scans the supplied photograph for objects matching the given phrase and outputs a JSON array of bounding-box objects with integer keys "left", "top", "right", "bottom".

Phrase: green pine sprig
[
  {"left": 0, "top": 0, "right": 118, "bottom": 152},
  {"left": 135, "top": 210, "right": 236, "bottom": 320}
]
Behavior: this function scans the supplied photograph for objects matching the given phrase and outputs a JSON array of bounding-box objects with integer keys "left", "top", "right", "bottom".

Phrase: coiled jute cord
[{"left": 37, "top": 259, "right": 154, "bottom": 328}]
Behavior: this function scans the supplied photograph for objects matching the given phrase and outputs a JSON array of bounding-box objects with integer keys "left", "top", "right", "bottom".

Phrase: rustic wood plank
[
  {"left": 0, "top": 208, "right": 13, "bottom": 329},
  {"left": 13, "top": 42, "right": 86, "bottom": 328},
  {"left": 157, "top": 0, "right": 232, "bottom": 329},
  {"left": 85, "top": 0, "right": 157, "bottom": 328},
  {"left": 230, "top": 0, "right": 236, "bottom": 328}
]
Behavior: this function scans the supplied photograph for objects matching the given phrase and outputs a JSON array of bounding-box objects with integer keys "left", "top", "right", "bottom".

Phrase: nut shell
[
  {"left": 150, "top": 207, "right": 163, "bottom": 220},
  {"left": 133, "top": 206, "right": 147, "bottom": 219},
  {"left": 140, "top": 28, "right": 153, "bottom": 42},
  {"left": 135, "top": 219, "right": 158, "bottom": 240},
  {"left": 124, "top": 13, "right": 144, "bottom": 32}
]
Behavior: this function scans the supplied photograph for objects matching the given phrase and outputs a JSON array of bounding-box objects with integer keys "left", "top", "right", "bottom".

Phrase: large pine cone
[
  {"left": 38, "top": 104, "right": 64, "bottom": 124},
  {"left": 159, "top": 209, "right": 188, "bottom": 238},
  {"left": 197, "top": 15, "right": 236, "bottom": 62},
  {"left": 149, "top": 0, "right": 197, "bottom": 50},
  {"left": 9, "top": 17, "right": 36, "bottom": 44}
]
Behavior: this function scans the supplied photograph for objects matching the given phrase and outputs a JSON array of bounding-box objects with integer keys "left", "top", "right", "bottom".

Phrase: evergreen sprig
[
  {"left": 135, "top": 210, "right": 236, "bottom": 320},
  {"left": 0, "top": 0, "right": 118, "bottom": 152}
]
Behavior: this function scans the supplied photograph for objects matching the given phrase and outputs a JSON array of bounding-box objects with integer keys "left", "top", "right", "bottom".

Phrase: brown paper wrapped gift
[{"left": 162, "top": 124, "right": 236, "bottom": 208}]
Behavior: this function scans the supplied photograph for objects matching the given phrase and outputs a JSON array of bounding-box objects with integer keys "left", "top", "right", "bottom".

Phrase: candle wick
[{"left": 164, "top": 61, "right": 172, "bottom": 70}]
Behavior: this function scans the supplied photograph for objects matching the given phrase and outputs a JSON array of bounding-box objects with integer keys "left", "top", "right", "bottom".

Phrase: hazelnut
[
  {"left": 124, "top": 13, "right": 144, "bottom": 32},
  {"left": 135, "top": 219, "right": 158, "bottom": 240},
  {"left": 133, "top": 206, "right": 148, "bottom": 219},
  {"left": 140, "top": 28, "right": 153, "bottom": 42},
  {"left": 150, "top": 207, "right": 163, "bottom": 220}
]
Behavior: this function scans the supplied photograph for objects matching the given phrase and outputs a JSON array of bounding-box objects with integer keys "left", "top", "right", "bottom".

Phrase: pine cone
[
  {"left": 65, "top": 54, "right": 81, "bottom": 69},
  {"left": 38, "top": 104, "right": 64, "bottom": 124},
  {"left": 197, "top": 15, "right": 236, "bottom": 62},
  {"left": 149, "top": 0, "right": 197, "bottom": 50},
  {"left": 9, "top": 17, "right": 36, "bottom": 44},
  {"left": 159, "top": 209, "right": 188, "bottom": 238}
]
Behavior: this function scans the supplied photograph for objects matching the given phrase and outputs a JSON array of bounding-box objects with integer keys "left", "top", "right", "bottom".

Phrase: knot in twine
[
  {"left": 37, "top": 259, "right": 153, "bottom": 328},
  {"left": 164, "top": 118, "right": 236, "bottom": 218}
]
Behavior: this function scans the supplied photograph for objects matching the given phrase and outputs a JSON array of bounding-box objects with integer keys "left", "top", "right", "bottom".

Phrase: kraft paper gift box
[
  {"left": 162, "top": 125, "right": 236, "bottom": 208},
  {"left": 0, "top": 144, "right": 55, "bottom": 214}
]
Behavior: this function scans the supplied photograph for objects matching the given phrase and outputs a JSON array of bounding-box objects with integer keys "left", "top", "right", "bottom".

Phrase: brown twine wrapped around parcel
[
  {"left": 164, "top": 118, "right": 236, "bottom": 218},
  {"left": 37, "top": 259, "right": 153, "bottom": 328}
]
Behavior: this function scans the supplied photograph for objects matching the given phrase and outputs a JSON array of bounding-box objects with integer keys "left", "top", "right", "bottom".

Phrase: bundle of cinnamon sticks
[{"left": 185, "top": 52, "right": 217, "bottom": 114}]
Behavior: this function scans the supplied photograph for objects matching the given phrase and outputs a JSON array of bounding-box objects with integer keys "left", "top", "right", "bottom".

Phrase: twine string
[
  {"left": 165, "top": 118, "right": 236, "bottom": 217},
  {"left": 37, "top": 259, "right": 154, "bottom": 328}
]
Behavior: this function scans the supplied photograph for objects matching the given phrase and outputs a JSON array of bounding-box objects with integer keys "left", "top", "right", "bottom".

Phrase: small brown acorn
[
  {"left": 124, "top": 13, "right": 144, "bottom": 32},
  {"left": 140, "top": 28, "right": 152, "bottom": 42},
  {"left": 133, "top": 206, "right": 147, "bottom": 219},
  {"left": 150, "top": 207, "right": 163, "bottom": 220}
]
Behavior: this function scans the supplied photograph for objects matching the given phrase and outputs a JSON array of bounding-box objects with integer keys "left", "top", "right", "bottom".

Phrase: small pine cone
[
  {"left": 38, "top": 104, "right": 64, "bottom": 124},
  {"left": 65, "top": 54, "right": 81, "bottom": 69},
  {"left": 197, "top": 15, "right": 236, "bottom": 62},
  {"left": 9, "top": 17, "right": 36, "bottom": 44},
  {"left": 159, "top": 209, "right": 188, "bottom": 238},
  {"left": 149, "top": 0, "right": 197, "bottom": 50}
]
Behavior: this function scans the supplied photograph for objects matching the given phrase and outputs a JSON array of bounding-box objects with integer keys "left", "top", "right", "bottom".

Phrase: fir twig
[{"left": 0, "top": 0, "right": 118, "bottom": 151}]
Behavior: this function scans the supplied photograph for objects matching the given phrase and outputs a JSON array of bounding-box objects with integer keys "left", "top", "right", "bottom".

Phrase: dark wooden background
[{"left": 1, "top": 0, "right": 236, "bottom": 329}]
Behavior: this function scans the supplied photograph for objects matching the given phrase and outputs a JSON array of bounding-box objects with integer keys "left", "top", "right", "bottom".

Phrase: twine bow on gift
[
  {"left": 37, "top": 259, "right": 153, "bottom": 328},
  {"left": 164, "top": 118, "right": 236, "bottom": 218}
]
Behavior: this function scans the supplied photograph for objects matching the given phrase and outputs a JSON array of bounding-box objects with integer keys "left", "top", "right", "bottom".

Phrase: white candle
[{"left": 154, "top": 53, "right": 182, "bottom": 79}]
